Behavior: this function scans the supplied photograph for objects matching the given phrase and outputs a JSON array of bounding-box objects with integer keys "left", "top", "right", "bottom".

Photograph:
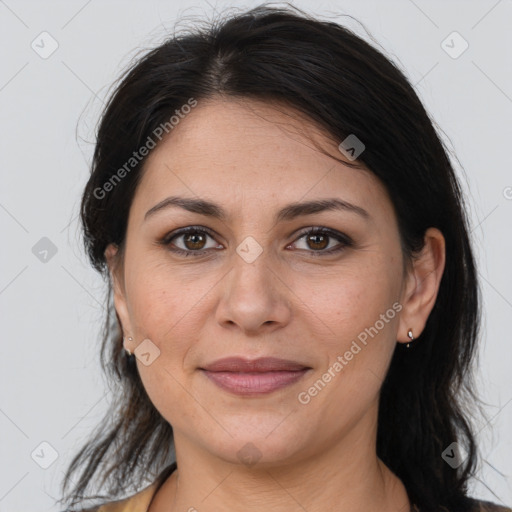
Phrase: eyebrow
[{"left": 144, "top": 195, "right": 370, "bottom": 223}]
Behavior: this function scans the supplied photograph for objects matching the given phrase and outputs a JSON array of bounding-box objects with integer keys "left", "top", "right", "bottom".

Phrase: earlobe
[
  {"left": 104, "top": 243, "right": 134, "bottom": 353},
  {"left": 397, "top": 227, "right": 446, "bottom": 344}
]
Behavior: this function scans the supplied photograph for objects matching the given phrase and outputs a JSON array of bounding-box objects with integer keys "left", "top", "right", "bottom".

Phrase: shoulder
[
  {"left": 60, "top": 462, "right": 178, "bottom": 512},
  {"left": 58, "top": 482, "right": 158, "bottom": 512}
]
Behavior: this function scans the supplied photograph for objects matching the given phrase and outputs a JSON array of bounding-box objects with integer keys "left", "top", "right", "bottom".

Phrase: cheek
[
  {"left": 294, "top": 259, "right": 400, "bottom": 346},
  {"left": 123, "top": 265, "right": 212, "bottom": 426},
  {"left": 124, "top": 255, "right": 216, "bottom": 344},
  {"left": 294, "top": 259, "right": 401, "bottom": 404}
]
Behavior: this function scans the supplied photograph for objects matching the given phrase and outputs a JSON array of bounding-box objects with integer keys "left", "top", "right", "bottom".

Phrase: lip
[
  {"left": 199, "top": 357, "right": 312, "bottom": 396},
  {"left": 200, "top": 356, "right": 310, "bottom": 372}
]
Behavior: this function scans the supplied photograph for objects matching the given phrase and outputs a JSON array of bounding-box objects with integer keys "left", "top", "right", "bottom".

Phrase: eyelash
[{"left": 159, "top": 225, "right": 353, "bottom": 258}]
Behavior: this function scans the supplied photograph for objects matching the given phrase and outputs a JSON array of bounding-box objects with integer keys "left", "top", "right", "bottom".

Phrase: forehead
[
  {"left": 132, "top": 97, "right": 394, "bottom": 225},
  {"left": 148, "top": 96, "right": 354, "bottom": 168}
]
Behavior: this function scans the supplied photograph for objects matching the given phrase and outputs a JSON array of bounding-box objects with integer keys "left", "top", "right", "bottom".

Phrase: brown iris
[
  {"left": 307, "top": 233, "right": 329, "bottom": 250},
  {"left": 184, "top": 232, "right": 207, "bottom": 250}
]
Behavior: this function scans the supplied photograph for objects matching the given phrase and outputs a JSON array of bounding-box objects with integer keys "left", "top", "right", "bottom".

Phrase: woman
[{"left": 58, "top": 4, "right": 511, "bottom": 512}]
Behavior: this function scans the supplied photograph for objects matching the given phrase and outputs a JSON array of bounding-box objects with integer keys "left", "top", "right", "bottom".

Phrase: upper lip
[{"left": 200, "top": 357, "right": 310, "bottom": 372}]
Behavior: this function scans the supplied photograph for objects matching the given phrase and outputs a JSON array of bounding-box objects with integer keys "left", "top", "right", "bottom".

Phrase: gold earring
[{"left": 406, "top": 329, "right": 414, "bottom": 348}]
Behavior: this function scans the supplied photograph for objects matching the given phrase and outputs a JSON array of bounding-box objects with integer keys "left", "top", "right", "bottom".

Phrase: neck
[{"left": 149, "top": 413, "right": 410, "bottom": 512}]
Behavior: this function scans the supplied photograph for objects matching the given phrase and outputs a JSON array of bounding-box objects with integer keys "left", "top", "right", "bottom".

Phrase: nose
[{"left": 215, "top": 247, "right": 292, "bottom": 336}]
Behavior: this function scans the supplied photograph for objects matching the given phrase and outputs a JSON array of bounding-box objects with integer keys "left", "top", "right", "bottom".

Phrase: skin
[{"left": 105, "top": 97, "right": 446, "bottom": 512}]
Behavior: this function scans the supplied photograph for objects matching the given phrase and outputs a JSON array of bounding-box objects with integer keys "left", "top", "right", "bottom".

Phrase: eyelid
[{"left": 161, "top": 225, "right": 217, "bottom": 244}]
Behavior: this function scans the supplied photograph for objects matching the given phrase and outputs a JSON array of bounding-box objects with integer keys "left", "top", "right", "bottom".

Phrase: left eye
[{"left": 289, "top": 228, "right": 350, "bottom": 254}]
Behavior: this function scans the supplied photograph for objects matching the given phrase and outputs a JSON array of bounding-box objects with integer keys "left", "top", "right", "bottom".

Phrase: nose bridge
[
  {"left": 215, "top": 235, "right": 291, "bottom": 332},
  {"left": 229, "top": 236, "right": 274, "bottom": 301}
]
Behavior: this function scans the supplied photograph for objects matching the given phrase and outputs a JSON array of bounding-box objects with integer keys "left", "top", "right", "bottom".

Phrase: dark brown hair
[{"left": 59, "top": 4, "right": 490, "bottom": 511}]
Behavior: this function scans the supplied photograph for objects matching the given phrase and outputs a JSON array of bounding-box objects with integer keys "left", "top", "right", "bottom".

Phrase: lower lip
[{"left": 201, "top": 369, "right": 310, "bottom": 395}]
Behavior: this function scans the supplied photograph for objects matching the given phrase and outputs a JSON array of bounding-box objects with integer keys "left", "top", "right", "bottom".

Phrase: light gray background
[{"left": 1, "top": 1, "right": 511, "bottom": 511}]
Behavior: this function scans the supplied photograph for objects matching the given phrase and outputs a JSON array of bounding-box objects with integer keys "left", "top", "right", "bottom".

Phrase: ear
[
  {"left": 397, "top": 227, "right": 446, "bottom": 344},
  {"left": 105, "top": 243, "right": 135, "bottom": 354}
]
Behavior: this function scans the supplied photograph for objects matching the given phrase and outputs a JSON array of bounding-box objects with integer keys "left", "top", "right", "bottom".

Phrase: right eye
[{"left": 161, "top": 226, "right": 223, "bottom": 256}]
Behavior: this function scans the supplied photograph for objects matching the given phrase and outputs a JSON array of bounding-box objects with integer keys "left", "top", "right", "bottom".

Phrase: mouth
[{"left": 199, "top": 356, "right": 312, "bottom": 396}]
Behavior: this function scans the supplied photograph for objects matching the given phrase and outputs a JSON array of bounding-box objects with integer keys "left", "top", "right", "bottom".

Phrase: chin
[{"left": 205, "top": 431, "right": 310, "bottom": 469}]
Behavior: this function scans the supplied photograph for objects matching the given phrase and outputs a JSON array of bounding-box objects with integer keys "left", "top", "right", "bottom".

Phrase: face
[{"left": 107, "top": 97, "right": 438, "bottom": 469}]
